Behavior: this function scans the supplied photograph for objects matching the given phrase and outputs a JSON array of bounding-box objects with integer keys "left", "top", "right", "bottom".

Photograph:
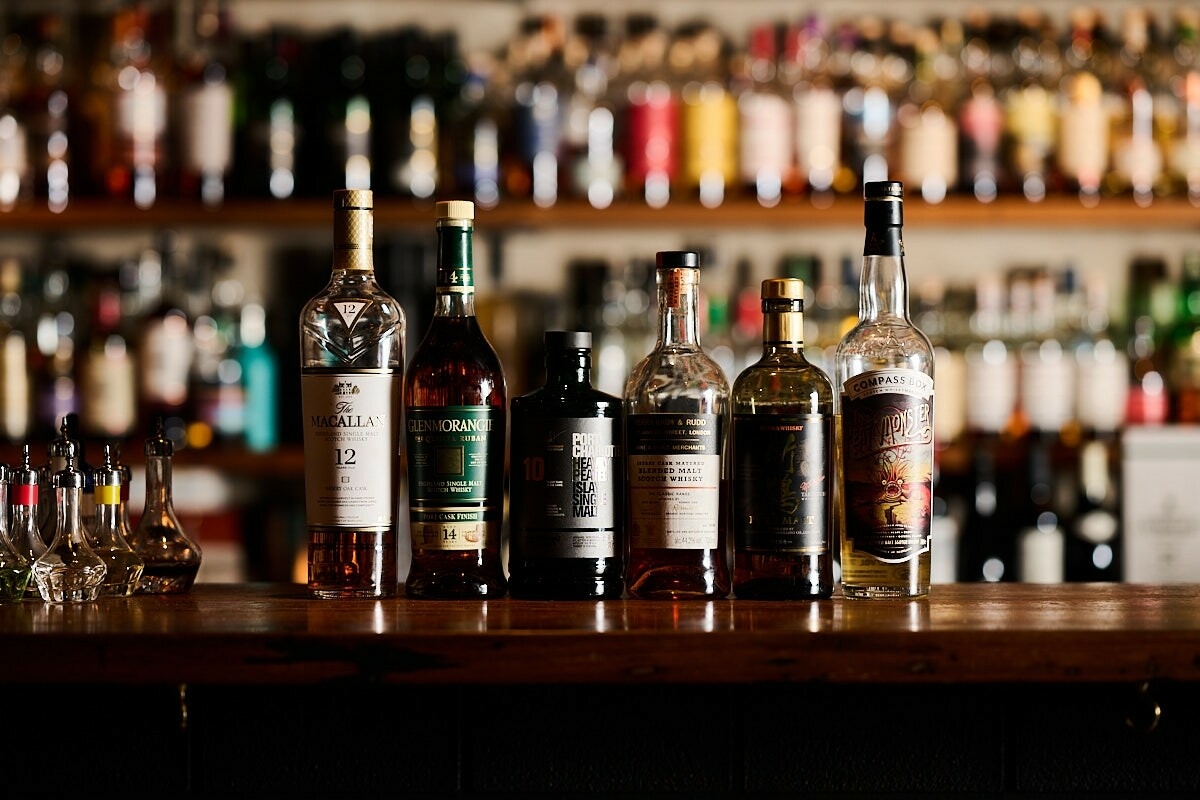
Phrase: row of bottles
[
  {"left": 0, "top": 415, "right": 201, "bottom": 603},
  {"left": 4, "top": 4, "right": 1200, "bottom": 211},
  {"left": 0, "top": 237, "right": 279, "bottom": 449},
  {"left": 300, "top": 183, "right": 932, "bottom": 601}
]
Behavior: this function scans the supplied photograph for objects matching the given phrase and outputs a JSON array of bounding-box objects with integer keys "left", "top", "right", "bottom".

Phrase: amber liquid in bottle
[
  {"left": 300, "top": 190, "right": 404, "bottom": 599},
  {"left": 624, "top": 251, "right": 731, "bottom": 599},
  {"left": 732, "top": 279, "right": 835, "bottom": 599},
  {"left": 404, "top": 200, "right": 507, "bottom": 598}
]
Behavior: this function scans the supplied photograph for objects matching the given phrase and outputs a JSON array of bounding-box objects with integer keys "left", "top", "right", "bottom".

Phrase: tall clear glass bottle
[
  {"left": 731, "top": 278, "right": 834, "bottom": 599},
  {"left": 32, "top": 454, "right": 106, "bottom": 603},
  {"left": 87, "top": 443, "right": 144, "bottom": 597},
  {"left": 835, "top": 182, "right": 935, "bottom": 599},
  {"left": 509, "top": 331, "right": 623, "bottom": 599},
  {"left": 10, "top": 445, "right": 46, "bottom": 598},
  {"left": 300, "top": 189, "right": 404, "bottom": 599},
  {"left": 624, "top": 250, "right": 731, "bottom": 599},
  {"left": 0, "top": 465, "right": 33, "bottom": 600},
  {"left": 404, "top": 201, "right": 507, "bottom": 599},
  {"left": 128, "top": 420, "right": 202, "bottom": 594}
]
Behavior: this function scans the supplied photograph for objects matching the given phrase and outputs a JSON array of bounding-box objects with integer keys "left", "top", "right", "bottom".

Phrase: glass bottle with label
[
  {"left": 128, "top": 419, "right": 202, "bottom": 594},
  {"left": 404, "top": 200, "right": 507, "bottom": 599},
  {"left": 300, "top": 189, "right": 404, "bottom": 599},
  {"left": 0, "top": 465, "right": 33, "bottom": 600},
  {"left": 10, "top": 445, "right": 47, "bottom": 598},
  {"left": 835, "top": 182, "right": 935, "bottom": 599},
  {"left": 32, "top": 453, "right": 106, "bottom": 603},
  {"left": 731, "top": 278, "right": 834, "bottom": 599},
  {"left": 509, "top": 331, "right": 623, "bottom": 599},
  {"left": 86, "top": 443, "right": 144, "bottom": 597},
  {"left": 624, "top": 250, "right": 731, "bottom": 600}
]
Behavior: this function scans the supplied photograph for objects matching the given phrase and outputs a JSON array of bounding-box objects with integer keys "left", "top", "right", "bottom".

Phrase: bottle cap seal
[
  {"left": 656, "top": 251, "right": 700, "bottom": 269},
  {"left": 334, "top": 189, "right": 372, "bottom": 210},
  {"left": 436, "top": 200, "right": 475, "bottom": 223},
  {"left": 544, "top": 330, "right": 593, "bottom": 351},
  {"left": 864, "top": 181, "right": 904, "bottom": 228},
  {"left": 761, "top": 278, "right": 805, "bottom": 302}
]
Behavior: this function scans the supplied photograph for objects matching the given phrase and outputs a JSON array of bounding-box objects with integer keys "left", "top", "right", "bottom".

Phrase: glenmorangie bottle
[
  {"left": 404, "top": 201, "right": 507, "bottom": 598},
  {"left": 732, "top": 278, "right": 834, "bottom": 599},
  {"left": 509, "top": 331, "right": 624, "bottom": 599},
  {"left": 624, "top": 251, "right": 731, "bottom": 599},
  {"left": 300, "top": 190, "right": 404, "bottom": 598},
  {"left": 835, "top": 182, "right": 935, "bottom": 598}
]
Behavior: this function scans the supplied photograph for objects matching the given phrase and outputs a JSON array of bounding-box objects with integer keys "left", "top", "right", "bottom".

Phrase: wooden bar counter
[{"left": 5, "top": 583, "right": 1200, "bottom": 795}]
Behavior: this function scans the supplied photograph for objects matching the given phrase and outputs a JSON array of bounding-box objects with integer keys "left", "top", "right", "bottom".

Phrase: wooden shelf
[
  {"left": 0, "top": 195, "right": 1196, "bottom": 232},
  {"left": 4, "top": 582, "right": 1200, "bottom": 686}
]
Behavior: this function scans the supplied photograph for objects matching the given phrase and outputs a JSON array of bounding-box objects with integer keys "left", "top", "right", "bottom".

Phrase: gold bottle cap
[
  {"left": 334, "top": 189, "right": 373, "bottom": 210},
  {"left": 436, "top": 200, "right": 475, "bottom": 222},
  {"left": 762, "top": 277, "right": 804, "bottom": 301}
]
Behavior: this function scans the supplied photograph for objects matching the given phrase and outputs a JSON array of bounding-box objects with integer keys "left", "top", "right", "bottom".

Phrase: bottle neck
[
  {"left": 54, "top": 486, "right": 84, "bottom": 544},
  {"left": 546, "top": 350, "right": 592, "bottom": 387},
  {"left": 435, "top": 221, "right": 476, "bottom": 318},
  {"left": 332, "top": 205, "right": 373, "bottom": 272},
  {"left": 656, "top": 268, "right": 701, "bottom": 348},
  {"left": 144, "top": 455, "right": 173, "bottom": 510},
  {"left": 860, "top": 227, "right": 909, "bottom": 321},
  {"left": 761, "top": 300, "right": 805, "bottom": 352}
]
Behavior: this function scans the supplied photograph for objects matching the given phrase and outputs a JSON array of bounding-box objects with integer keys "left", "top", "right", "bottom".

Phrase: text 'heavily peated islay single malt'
[{"left": 300, "top": 190, "right": 404, "bottom": 599}]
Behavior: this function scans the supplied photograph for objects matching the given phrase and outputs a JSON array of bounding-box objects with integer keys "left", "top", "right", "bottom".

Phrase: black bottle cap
[
  {"left": 864, "top": 181, "right": 904, "bottom": 228},
  {"left": 545, "top": 330, "right": 593, "bottom": 351},
  {"left": 656, "top": 250, "right": 700, "bottom": 269}
]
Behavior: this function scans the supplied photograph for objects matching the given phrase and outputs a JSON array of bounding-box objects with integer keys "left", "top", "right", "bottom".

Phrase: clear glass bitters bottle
[
  {"left": 32, "top": 454, "right": 107, "bottom": 603},
  {"left": 10, "top": 446, "right": 48, "bottom": 598},
  {"left": 87, "top": 444, "right": 145, "bottom": 597},
  {"left": 128, "top": 420, "right": 203, "bottom": 594},
  {"left": 0, "top": 465, "right": 33, "bottom": 600}
]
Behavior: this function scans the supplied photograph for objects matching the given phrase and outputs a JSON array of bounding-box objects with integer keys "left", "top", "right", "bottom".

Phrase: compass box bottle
[
  {"left": 834, "top": 181, "right": 935, "bottom": 598},
  {"left": 404, "top": 200, "right": 507, "bottom": 599},
  {"left": 624, "top": 250, "right": 731, "bottom": 599},
  {"left": 300, "top": 189, "right": 405, "bottom": 599},
  {"left": 509, "top": 331, "right": 624, "bottom": 599}
]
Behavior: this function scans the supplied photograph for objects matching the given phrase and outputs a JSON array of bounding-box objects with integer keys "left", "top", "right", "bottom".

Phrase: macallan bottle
[
  {"left": 624, "top": 250, "right": 731, "bottom": 599},
  {"left": 835, "top": 181, "right": 935, "bottom": 599},
  {"left": 300, "top": 189, "right": 404, "bottom": 599},
  {"left": 509, "top": 331, "right": 623, "bottom": 599},
  {"left": 404, "top": 201, "right": 507, "bottom": 599},
  {"left": 732, "top": 278, "right": 834, "bottom": 599}
]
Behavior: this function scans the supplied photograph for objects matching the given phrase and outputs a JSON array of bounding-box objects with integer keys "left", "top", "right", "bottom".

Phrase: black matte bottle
[{"left": 509, "top": 331, "right": 624, "bottom": 599}]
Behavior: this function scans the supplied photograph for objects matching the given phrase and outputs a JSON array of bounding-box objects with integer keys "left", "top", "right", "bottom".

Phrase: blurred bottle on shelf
[
  {"left": 136, "top": 234, "right": 194, "bottom": 448},
  {"left": 678, "top": 22, "right": 737, "bottom": 209},
  {"left": 0, "top": 257, "right": 31, "bottom": 441},
  {"left": 896, "top": 23, "right": 959, "bottom": 204},
  {"left": 176, "top": 0, "right": 235, "bottom": 206},
  {"left": 80, "top": 272, "right": 137, "bottom": 439},
  {"left": 31, "top": 242, "right": 79, "bottom": 438},
  {"left": 622, "top": 14, "right": 677, "bottom": 208},
  {"left": 239, "top": 302, "right": 279, "bottom": 452},
  {"left": 1057, "top": 9, "right": 1110, "bottom": 205},
  {"left": 783, "top": 15, "right": 842, "bottom": 200},
  {"left": 235, "top": 26, "right": 304, "bottom": 199},
  {"left": 1169, "top": 251, "right": 1200, "bottom": 423},
  {"left": 1125, "top": 255, "right": 1175, "bottom": 426},
  {"left": 505, "top": 15, "right": 564, "bottom": 208},
  {"left": 562, "top": 13, "right": 622, "bottom": 209},
  {"left": 735, "top": 22, "right": 790, "bottom": 207}
]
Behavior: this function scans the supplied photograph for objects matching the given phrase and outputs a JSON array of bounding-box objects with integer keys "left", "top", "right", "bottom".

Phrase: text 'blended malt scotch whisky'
[
  {"left": 835, "top": 182, "right": 935, "bottom": 599},
  {"left": 624, "top": 250, "right": 731, "bottom": 599},
  {"left": 732, "top": 278, "right": 834, "bottom": 599},
  {"left": 300, "top": 189, "right": 404, "bottom": 599},
  {"left": 404, "top": 200, "right": 507, "bottom": 599},
  {"left": 509, "top": 331, "right": 624, "bottom": 599}
]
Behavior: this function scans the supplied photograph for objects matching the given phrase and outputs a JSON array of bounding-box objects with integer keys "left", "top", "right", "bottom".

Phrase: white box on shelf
[{"left": 1122, "top": 426, "right": 1200, "bottom": 583}]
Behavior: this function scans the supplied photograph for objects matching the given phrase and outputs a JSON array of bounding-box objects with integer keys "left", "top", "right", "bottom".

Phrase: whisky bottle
[
  {"left": 129, "top": 420, "right": 202, "bottom": 594},
  {"left": 86, "top": 444, "right": 144, "bottom": 597},
  {"left": 624, "top": 250, "right": 731, "bottom": 599},
  {"left": 509, "top": 331, "right": 624, "bottom": 599},
  {"left": 32, "top": 453, "right": 107, "bottom": 604},
  {"left": 404, "top": 200, "right": 507, "bottom": 599},
  {"left": 300, "top": 189, "right": 404, "bottom": 599},
  {"left": 0, "top": 465, "right": 33, "bottom": 600},
  {"left": 731, "top": 278, "right": 834, "bottom": 599},
  {"left": 835, "top": 182, "right": 935, "bottom": 599}
]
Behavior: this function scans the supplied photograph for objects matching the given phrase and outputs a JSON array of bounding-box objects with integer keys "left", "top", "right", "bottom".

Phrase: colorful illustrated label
[
  {"left": 733, "top": 414, "right": 830, "bottom": 554},
  {"left": 513, "top": 417, "right": 619, "bottom": 559},
  {"left": 841, "top": 369, "right": 934, "bottom": 563},
  {"left": 627, "top": 412, "right": 721, "bottom": 550},
  {"left": 407, "top": 405, "right": 503, "bottom": 551},
  {"left": 301, "top": 369, "right": 399, "bottom": 529}
]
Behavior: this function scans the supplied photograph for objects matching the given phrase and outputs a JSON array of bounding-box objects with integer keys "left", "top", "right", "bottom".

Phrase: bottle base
[
  {"left": 405, "top": 573, "right": 506, "bottom": 599},
  {"left": 841, "top": 584, "right": 930, "bottom": 599},
  {"left": 734, "top": 579, "right": 832, "bottom": 600},
  {"left": 508, "top": 577, "right": 623, "bottom": 600}
]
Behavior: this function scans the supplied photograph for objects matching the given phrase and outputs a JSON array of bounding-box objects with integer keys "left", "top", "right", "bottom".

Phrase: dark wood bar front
[{"left": 6, "top": 584, "right": 1200, "bottom": 795}]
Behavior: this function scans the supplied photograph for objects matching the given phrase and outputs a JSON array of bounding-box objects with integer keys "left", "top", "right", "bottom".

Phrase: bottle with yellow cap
[
  {"left": 731, "top": 278, "right": 834, "bottom": 599},
  {"left": 300, "top": 189, "right": 405, "bottom": 599},
  {"left": 404, "top": 200, "right": 507, "bottom": 598}
]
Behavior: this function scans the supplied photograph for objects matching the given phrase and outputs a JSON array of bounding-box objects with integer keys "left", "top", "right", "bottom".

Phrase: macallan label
[
  {"left": 733, "top": 414, "right": 830, "bottom": 554},
  {"left": 841, "top": 368, "right": 934, "bottom": 563},
  {"left": 627, "top": 412, "right": 721, "bottom": 550},
  {"left": 301, "top": 369, "right": 398, "bottom": 529},
  {"left": 407, "top": 405, "right": 503, "bottom": 552},
  {"left": 513, "top": 417, "right": 619, "bottom": 559}
]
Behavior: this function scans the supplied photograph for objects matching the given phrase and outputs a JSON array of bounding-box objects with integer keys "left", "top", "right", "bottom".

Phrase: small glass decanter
[
  {"left": 10, "top": 446, "right": 49, "bottom": 598},
  {"left": 32, "top": 454, "right": 107, "bottom": 603},
  {"left": 87, "top": 444, "right": 145, "bottom": 597},
  {"left": 0, "top": 465, "right": 33, "bottom": 600},
  {"left": 129, "top": 419, "right": 202, "bottom": 594},
  {"left": 39, "top": 418, "right": 80, "bottom": 546}
]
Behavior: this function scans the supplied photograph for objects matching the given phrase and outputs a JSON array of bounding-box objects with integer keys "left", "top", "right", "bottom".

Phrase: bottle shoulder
[
  {"left": 511, "top": 386, "right": 624, "bottom": 418},
  {"left": 732, "top": 357, "right": 835, "bottom": 412},
  {"left": 834, "top": 317, "right": 935, "bottom": 377},
  {"left": 624, "top": 347, "right": 730, "bottom": 415}
]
